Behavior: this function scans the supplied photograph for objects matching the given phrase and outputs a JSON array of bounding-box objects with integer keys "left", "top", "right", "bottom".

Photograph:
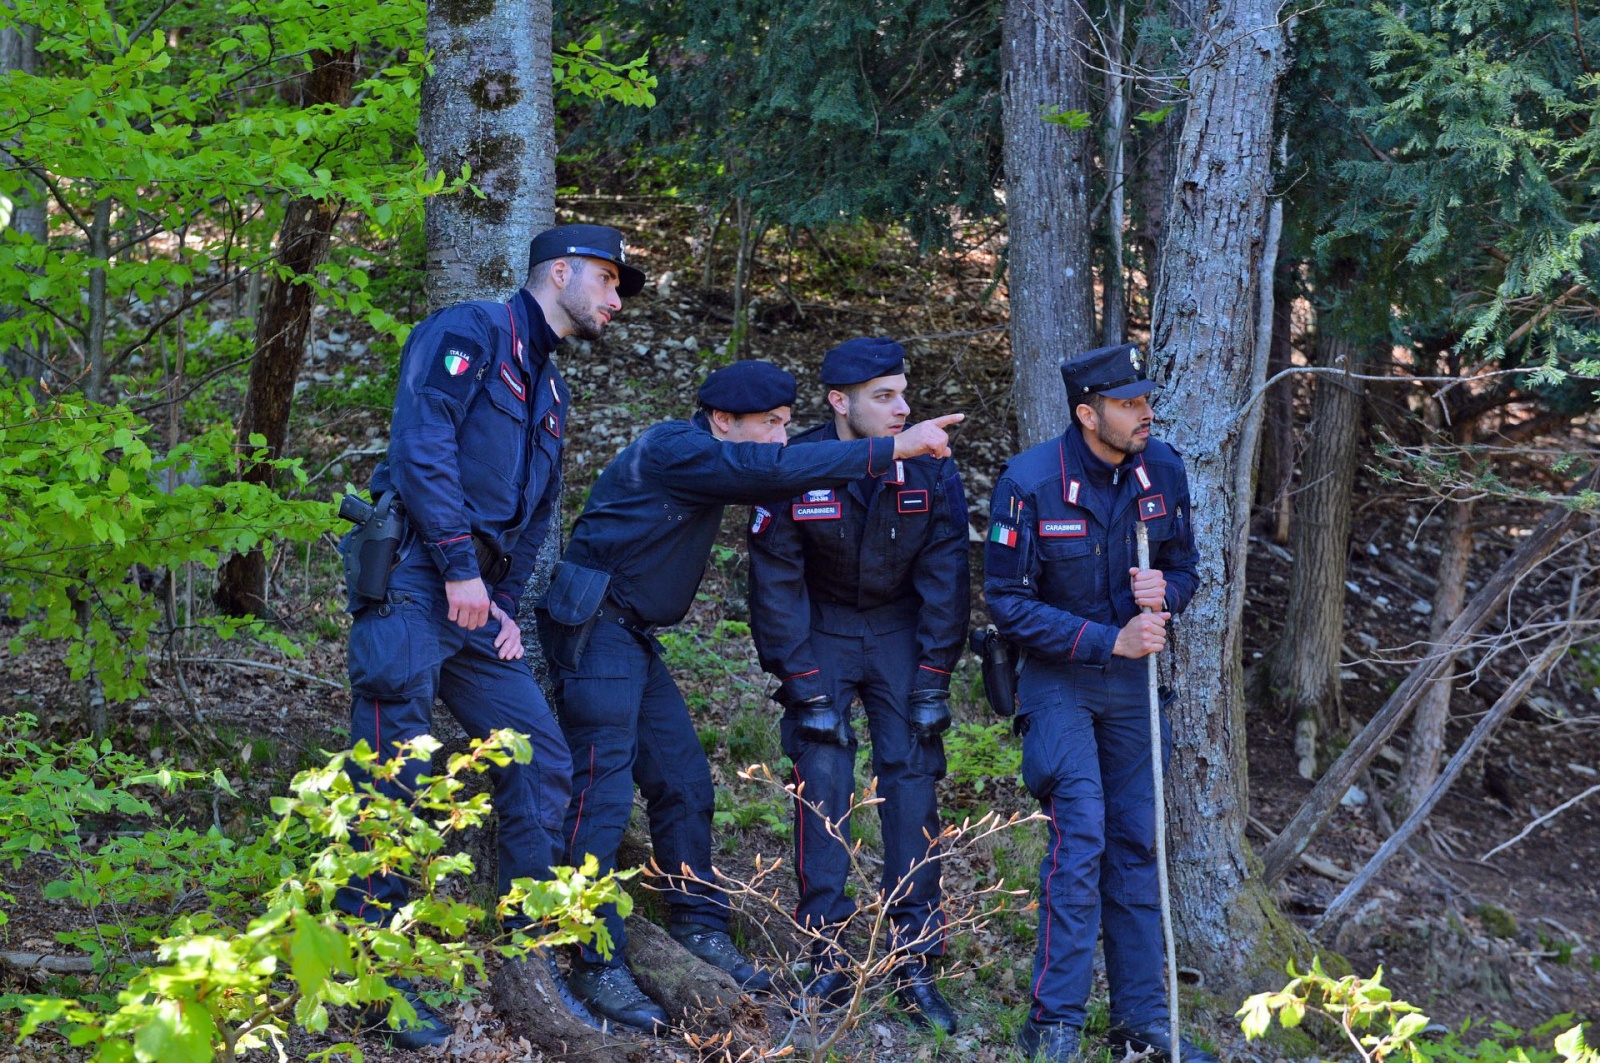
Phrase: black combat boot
[
  {"left": 1107, "top": 1022, "right": 1223, "bottom": 1063},
  {"left": 793, "top": 946, "right": 855, "bottom": 1015},
  {"left": 364, "top": 977, "right": 452, "bottom": 1049},
  {"left": 668, "top": 924, "right": 774, "bottom": 992},
  {"left": 1017, "top": 1018, "right": 1081, "bottom": 1061},
  {"left": 566, "top": 960, "right": 670, "bottom": 1034},
  {"left": 891, "top": 957, "right": 958, "bottom": 1034}
]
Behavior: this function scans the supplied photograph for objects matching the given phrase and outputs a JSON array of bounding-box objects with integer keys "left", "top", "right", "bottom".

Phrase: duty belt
[{"left": 596, "top": 600, "right": 656, "bottom": 635}]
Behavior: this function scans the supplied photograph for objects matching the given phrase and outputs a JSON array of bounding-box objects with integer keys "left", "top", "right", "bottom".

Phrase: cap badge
[{"left": 1128, "top": 348, "right": 1143, "bottom": 372}]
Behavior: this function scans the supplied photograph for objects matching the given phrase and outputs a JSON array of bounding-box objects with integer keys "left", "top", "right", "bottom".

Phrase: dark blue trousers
[
  {"left": 1017, "top": 656, "right": 1171, "bottom": 1029},
  {"left": 551, "top": 620, "right": 725, "bottom": 966},
  {"left": 782, "top": 625, "right": 947, "bottom": 956},
  {"left": 336, "top": 552, "right": 572, "bottom": 925}
]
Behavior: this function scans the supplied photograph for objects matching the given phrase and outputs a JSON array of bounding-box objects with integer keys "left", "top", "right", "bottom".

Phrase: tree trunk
[
  {"left": 1001, "top": 0, "right": 1097, "bottom": 448},
  {"left": 422, "top": 0, "right": 555, "bottom": 309},
  {"left": 491, "top": 955, "right": 642, "bottom": 1060},
  {"left": 214, "top": 49, "right": 358, "bottom": 618},
  {"left": 1101, "top": 4, "right": 1129, "bottom": 346},
  {"left": 627, "top": 917, "right": 755, "bottom": 1024},
  {"left": 1265, "top": 331, "right": 1366, "bottom": 779},
  {"left": 1260, "top": 468, "right": 1598, "bottom": 884},
  {"left": 1130, "top": 80, "right": 1179, "bottom": 327},
  {"left": 1, "top": 20, "right": 43, "bottom": 382},
  {"left": 1255, "top": 263, "right": 1296, "bottom": 544},
  {"left": 1392, "top": 452, "right": 1476, "bottom": 816},
  {"left": 1146, "top": 0, "right": 1298, "bottom": 999}
]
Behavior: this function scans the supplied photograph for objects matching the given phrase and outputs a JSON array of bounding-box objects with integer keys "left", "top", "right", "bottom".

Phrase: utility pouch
[
  {"left": 540, "top": 561, "right": 611, "bottom": 671},
  {"left": 340, "top": 491, "right": 406, "bottom": 603},
  {"left": 473, "top": 534, "right": 513, "bottom": 587},
  {"left": 969, "top": 624, "right": 1019, "bottom": 718}
]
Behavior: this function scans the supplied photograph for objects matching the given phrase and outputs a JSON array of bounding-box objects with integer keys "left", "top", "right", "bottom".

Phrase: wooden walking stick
[{"left": 1136, "top": 520, "right": 1180, "bottom": 1063}]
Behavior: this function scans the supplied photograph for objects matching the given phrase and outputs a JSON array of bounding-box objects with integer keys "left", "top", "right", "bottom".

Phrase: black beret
[
  {"left": 1060, "top": 343, "right": 1154, "bottom": 400},
  {"left": 527, "top": 223, "right": 646, "bottom": 297},
  {"left": 697, "top": 361, "right": 798, "bottom": 415},
  {"left": 820, "top": 336, "right": 906, "bottom": 386}
]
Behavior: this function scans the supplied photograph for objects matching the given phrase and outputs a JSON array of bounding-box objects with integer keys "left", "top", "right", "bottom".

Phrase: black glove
[
  {"left": 907, "top": 689, "right": 952, "bottom": 743},
  {"left": 794, "top": 694, "right": 851, "bottom": 748}
]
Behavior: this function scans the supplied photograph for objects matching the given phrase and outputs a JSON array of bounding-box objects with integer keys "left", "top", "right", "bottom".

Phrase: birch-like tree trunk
[
  {"left": 422, "top": 0, "right": 555, "bottom": 309},
  {"left": 215, "top": 49, "right": 358, "bottom": 618},
  {"left": 1001, "top": 0, "right": 1096, "bottom": 448},
  {"left": 1265, "top": 331, "right": 1366, "bottom": 779},
  {"left": 422, "top": 0, "right": 560, "bottom": 648},
  {"left": 1148, "top": 0, "right": 1302, "bottom": 998}
]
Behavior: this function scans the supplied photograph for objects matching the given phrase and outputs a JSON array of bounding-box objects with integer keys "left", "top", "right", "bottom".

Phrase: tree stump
[{"left": 491, "top": 955, "right": 646, "bottom": 1062}]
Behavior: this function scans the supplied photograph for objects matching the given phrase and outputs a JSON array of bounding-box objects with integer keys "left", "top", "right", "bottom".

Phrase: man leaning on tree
[{"left": 984, "top": 344, "right": 1217, "bottom": 1063}]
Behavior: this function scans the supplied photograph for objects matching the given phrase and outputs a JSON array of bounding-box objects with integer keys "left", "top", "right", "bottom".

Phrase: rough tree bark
[
  {"left": 214, "top": 49, "right": 357, "bottom": 617},
  {"left": 422, "top": 0, "right": 555, "bottom": 309},
  {"left": 1264, "top": 330, "right": 1367, "bottom": 780},
  {"left": 1147, "top": 0, "right": 1301, "bottom": 998},
  {"left": 1392, "top": 435, "right": 1476, "bottom": 816},
  {"left": 1001, "top": 0, "right": 1097, "bottom": 448}
]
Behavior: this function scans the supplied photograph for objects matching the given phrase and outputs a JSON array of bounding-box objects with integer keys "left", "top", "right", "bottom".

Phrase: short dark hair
[
  {"left": 828, "top": 381, "right": 868, "bottom": 404},
  {"left": 1071, "top": 391, "right": 1108, "bottom": 428},
  {"left": 527, "top": 254, "right": 588, "bottom": 289}
]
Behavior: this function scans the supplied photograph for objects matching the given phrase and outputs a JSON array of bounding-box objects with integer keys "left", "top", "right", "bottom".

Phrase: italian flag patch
[
  {"left": 443, "top": 349, "right": 472, "bottom": 376},
  {"left": 989, "top": 523, "right": 1019, "bottom": 547}
]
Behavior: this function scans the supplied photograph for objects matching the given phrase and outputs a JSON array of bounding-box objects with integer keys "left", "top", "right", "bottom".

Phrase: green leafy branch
[
  {"left": 1240, "top": 959, "right": 1598, "bottom": 1063},
  {"left": 3, "top": 723, "right": 631, "bottom": 1062}
]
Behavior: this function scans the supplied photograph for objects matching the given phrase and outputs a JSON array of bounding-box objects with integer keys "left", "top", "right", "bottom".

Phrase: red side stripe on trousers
[
  {"left": 1031, "top": 793, "right": 1064, "bottom": 1020},
  {"left": 569, "top": 746, "right": 596, "bottom": 855}
]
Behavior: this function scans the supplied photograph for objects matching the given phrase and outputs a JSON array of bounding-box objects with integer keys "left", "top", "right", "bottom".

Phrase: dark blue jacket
[
  {"left": 563, "top": 414, "right": 899, "bottom": 627},
  {"left": 747, "top": 421, "right": 971, "bottom": 698},
  {"left": 371, "top": 288, "right": 567, "bottom": 618},
  {"left": 984, "top": 426, "right": 1198, "bottom": 668}
]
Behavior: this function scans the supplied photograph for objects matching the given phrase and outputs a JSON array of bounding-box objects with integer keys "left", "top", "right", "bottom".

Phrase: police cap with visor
[
  {"left": 697, "top": 361, "right": 798, "bottom": 415},
  {"left": 528, "top": 223, "right": 646, "bottom": 298},
  {"left": 821, "top": 336, "right": 906, "bottom": 386},
  {"left": 1060, "top": 343, "right": 1154, "bottom": 400}
]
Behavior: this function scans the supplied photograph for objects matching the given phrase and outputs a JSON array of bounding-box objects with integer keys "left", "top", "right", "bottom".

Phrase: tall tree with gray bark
[
  {"left": 422, "top": 0, "right": 556, "bottom": 310},
  {"left": 1147, "top": 0, "right": 1304, "bottom": 997},
  {"left": 1001, "top": 0, "right": 1097, "bottom": 449},
  {"left": 420, "top": 0, "right": 565, "bottom": 646}
]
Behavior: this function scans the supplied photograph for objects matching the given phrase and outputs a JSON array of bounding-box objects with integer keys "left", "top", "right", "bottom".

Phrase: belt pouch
[
  {"left": 473, "top": 534, "right": 513, "bottom": 586},
  {"left": 541, "top": 561, "right": 611, "bottom": 670}
]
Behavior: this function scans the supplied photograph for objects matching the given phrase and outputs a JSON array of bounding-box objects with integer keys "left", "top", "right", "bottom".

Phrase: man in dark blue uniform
[
  {"left": 746, "top": 337, "right": 969, "bottom": 1033},
  {"left": 984, "top": 345, "right": 1216, "bottom": 1063},
  {"left": 338, "top": 224, "right": 645, "bottom": 1047},
  {"left": 541, "top": 360, "right": 964, "bottom": 1033}
]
